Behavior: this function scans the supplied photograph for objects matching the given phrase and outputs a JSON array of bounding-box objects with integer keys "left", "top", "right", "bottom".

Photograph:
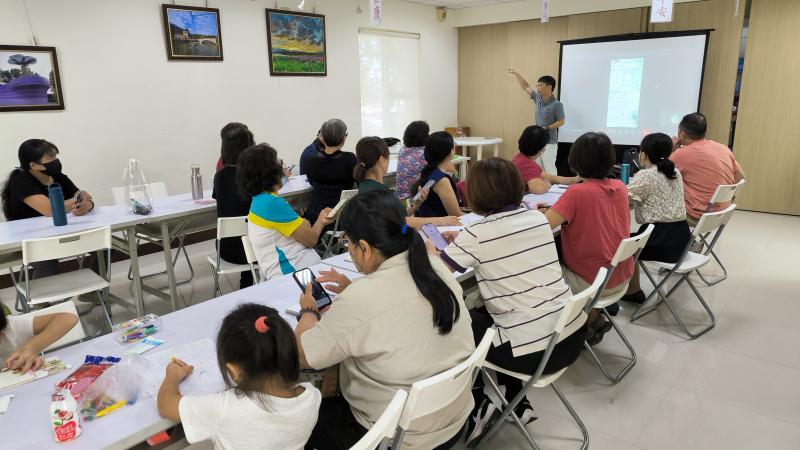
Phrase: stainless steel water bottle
[
  {"left": 48, "top": 183, "right": 68, "bottom": 226},
  {"left": 190, "top": 164, "right": 203, "bottom": 200}
]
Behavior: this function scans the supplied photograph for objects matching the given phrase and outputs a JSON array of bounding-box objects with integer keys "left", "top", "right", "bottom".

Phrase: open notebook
[{"left": 0, "top": 357, "right": 71, "bottom": 392}]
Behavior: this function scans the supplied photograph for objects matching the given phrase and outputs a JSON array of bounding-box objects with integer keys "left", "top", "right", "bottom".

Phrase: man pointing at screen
[{"left": 509, "top": 68, "right": 565, "bottom": 174}]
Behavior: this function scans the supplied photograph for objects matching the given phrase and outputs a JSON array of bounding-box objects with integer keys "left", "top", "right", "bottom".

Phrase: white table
[
  {"left": 0, "top": 262, "right": 357, "bottom": 450},
  {"left": 453, "top": 137, "right": 503, "bottom": 179}
]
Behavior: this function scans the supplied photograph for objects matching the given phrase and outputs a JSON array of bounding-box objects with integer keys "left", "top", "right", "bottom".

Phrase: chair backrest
[
  {"left": 241, "top": 235, "right": 261, "bottom": 283},
  {"left": 693, "top": 204, "right": 737, "bottom": 239},
  {"left": 25, "top": 301, "right": 86, "bottom": 351},
  {"left": 216, "top": 216, "right": 248, "bottom": 240},
  {"left": 555, "top": 267, "right": 606, "bottom": 336},
  {"left": 585, "top": 229, "right": 653, "bottom": 310},
  {"left": 708, "top": 179, "right": 745, "bottom": 206},
  {"left": 350, "top": 390, "right": 408, "bottom": 450},
  {"left": 111, "top": 181, "right": 168, "bottom": 206},
  {"left": 397, "top": 328, "right": 495, "bottom": 431},
  {"left": 22, "top": 227, "right": 112, "bottom": 265}
]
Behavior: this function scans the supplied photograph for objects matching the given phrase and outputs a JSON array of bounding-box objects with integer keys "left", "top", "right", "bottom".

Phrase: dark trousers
[
  {"left": 469, "top": 307, "right": 586, "bottom": 404},
  {"left": 306, "top": 396, "right": 464, "bottom": 450}
]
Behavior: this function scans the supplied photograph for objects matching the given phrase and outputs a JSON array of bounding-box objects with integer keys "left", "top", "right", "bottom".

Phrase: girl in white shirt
[
  {"left": 1, "top": 310, "right": 78, "bottom": 371},
  {"left": 157, "top": 304, "right": 321, "bottom": 450}
]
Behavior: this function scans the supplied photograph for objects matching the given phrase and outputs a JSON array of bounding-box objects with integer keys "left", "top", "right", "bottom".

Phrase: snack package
[
  {"left": 51, "top": 388, "right": 81, "bottom": 442},
  {"left": 79, "top": 358, "right": 142, "bottom": 421},
  {"left": 54, "top": 356, "right": 121, "bottom": 400},
  {"left": 113, "top": 314, "right": 162, "bottom": 344}
]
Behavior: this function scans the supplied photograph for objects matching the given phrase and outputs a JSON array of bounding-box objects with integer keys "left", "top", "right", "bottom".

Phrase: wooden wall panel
[
  {"left": 729, "top": 0, "right": 800, "bottom": 215},
  {"left": 653, "top": 0, "right": 744, "bottom": 145},
  {"left": 458, "top": 0, "right": 744, "bottom": 180}
]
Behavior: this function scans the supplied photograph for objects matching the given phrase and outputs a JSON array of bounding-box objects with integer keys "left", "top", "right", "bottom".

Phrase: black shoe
[
  {"left": 619, "top": 290, "right": 647, "bottom": 304},
  {"left": 605, "top": 302, "right": 620, "bottom": 316},
  {"left": 465, "top": 399, "right": 501, "bottom": 447},
  {"left": 505, "top": 399, "right": 537, "bottom": 425}
]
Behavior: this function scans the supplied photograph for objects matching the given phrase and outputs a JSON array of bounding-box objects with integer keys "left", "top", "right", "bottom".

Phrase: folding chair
[
  {"left": 582, "top": 224, "right": 653, "bottom": 384},
  {"left": 25, "top": 301, "right": 87, "bottom": 352},
  {"left": 208, "top": 217, "right": 257, "bottom": 297},
  {"left": 18, "top": 227, "right": 114, "bottom": 330},
  {"left": 474, "top": 268, "right": 607, "bottom": 450},
  {"left": 631, "top": 205, "right": 737, "bottom": 339},
  {"left": 321, "top": 189, "right": 359, "bottom": 258},
  {"left": 0, "top": 251, "right": 24, "bottom": 312},
  {"left": 111, "top": 182, "right": 195, "bottom": 288},
  {"left": 240, "top": 236, "right": 262, "bottom": 285},
  {"left": 392, "top": 329, "right": 496, "bottom": 449},
  {"left": 695, "top": 179, "right": 745, "bottom": 286},
  {"left": 350, "top": 390, "right": 408, "bottom": 450}
]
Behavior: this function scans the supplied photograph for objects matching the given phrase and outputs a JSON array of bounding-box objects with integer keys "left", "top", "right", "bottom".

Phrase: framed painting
[
  {"left": 265, "top": 9, "right": 327, "bottom": 76},
  {"left": 0, "top": 45, "right": 64, "bottom": 112},
  {"left": 161, "top": 4, "right": 223, "bottom": 61}
]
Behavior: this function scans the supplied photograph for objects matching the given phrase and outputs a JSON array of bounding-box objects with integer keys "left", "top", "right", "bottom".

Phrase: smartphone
[
  {"left": 76, "top": 191, "right": 83, "bottom": 204},
  {"left": 285, "top": 163, "right": 296, "bottom": 174},
  {"left": 327, "top": 189, "right": 359, "bottom": 220},
  {"left": 412, "top": 179, "right": 437, "bottom": 204},
  {"left": 292, "top": 268, "right": 332, "bottom": 309},
  {"left": 421, "top": 223, "right": 449, "bottom": 251}
]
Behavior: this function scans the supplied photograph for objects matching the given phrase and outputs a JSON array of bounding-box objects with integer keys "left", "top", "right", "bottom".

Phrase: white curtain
[{"left": 359, "top": 31, "right": 421, "bottom": 139}]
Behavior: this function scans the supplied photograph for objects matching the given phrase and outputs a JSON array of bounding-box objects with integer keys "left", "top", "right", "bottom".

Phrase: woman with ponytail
[
  {"left": 157, "top": 304, "right": 321, "bottom": 450},
  {"left": 296, "top": 189, "right": 474, "bottom": 450},
  {"left": 620, "top": 132, "right": 692, "bottom": 303},
  {"left": 353, "top": 136, "right": 459, "bottom": 227},
  {"left": 412, "top": 131, "right": 463, "bottom": 218}
]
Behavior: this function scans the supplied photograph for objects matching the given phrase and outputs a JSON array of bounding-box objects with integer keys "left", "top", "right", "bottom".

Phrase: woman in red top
[{"left": 545, "top": 132, "right": 633, "bottom": 344}]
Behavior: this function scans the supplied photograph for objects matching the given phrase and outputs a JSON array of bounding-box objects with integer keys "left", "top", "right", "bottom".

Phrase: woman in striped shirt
[{"left": 436, "top": 158, "right": 587, "bottom": 445}]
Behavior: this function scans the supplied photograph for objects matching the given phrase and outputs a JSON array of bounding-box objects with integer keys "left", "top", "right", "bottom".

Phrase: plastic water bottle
[
  {"left": 621, "top": 163, "right": 630, "bottom": 185},
  {"left": 48, "top": 183, "right": 68, "bottom": 226},
  {"left": 190, "top": 164, "right": 203, "bottom": 200}
]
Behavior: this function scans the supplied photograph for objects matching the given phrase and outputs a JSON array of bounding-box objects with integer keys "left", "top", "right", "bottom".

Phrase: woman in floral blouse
[
  {"left": 394, "top": 121, "right": 429, "bottom": 200},
  {"left": 621, "top": 132, "right": 692, "bottom": 303}
]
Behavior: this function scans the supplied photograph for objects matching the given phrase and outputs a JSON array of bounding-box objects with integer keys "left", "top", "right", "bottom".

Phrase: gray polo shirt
[{"left": 531, "top": 91, "right": 565, "bottom": 144}]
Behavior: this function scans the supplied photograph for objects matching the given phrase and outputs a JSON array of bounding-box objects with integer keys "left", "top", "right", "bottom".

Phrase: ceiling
[{"left": 401, "top": 0, "right": 525, "bottom": 9}]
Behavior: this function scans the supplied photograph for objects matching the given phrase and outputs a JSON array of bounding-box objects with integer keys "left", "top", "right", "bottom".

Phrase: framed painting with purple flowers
[{"left": 0, "top": 45, "right": 64, "bottom": 112}]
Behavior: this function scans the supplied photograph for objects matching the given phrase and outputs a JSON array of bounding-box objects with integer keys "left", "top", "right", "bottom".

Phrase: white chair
[
  {"left": 632, "top": 205, "right": 737, "bottom": 339},
  {"left": 350, "top": 390, "right": 408, "bottom": 450},
  {"left": 25, "top": 301, "right": 86, "bottom": 352},
  {"left": 18, "top": 227, "right": 114, "bottom": 329},
  {"left": 321, "top": 189, "right": 359, "bottom": 258},
  {"left": 110, "top": 182, "right": 195, "bottom": 288},
  {"left": 392, "top": 328, "right": 496, "bottom": 449},
  {"left": 474, "top": 269, "right": 607, "bottom": 450},
  {"left": 582, "top": 224, "right": 653, "bottom": 384},
  {"left": 208, "top": 217, "right": 258, "bottom": 297},
  {"left": 695, "top": 179, "right": 745, "bottom": 286},
  {"left": 0, "top": 251, "right": 25, "bottom": 312},
  {"left": 240, "top": 236, "right": 262, "bottom": 285}
]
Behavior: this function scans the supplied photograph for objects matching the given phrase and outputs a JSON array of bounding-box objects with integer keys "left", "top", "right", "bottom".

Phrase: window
[{"left": 359, "top": 29, "right": 421, "bottom": 139}]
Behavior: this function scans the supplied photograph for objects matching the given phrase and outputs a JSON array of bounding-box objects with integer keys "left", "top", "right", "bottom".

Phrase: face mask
[{"left": 41, "top": 159, "right": 62, "bottom": 176}]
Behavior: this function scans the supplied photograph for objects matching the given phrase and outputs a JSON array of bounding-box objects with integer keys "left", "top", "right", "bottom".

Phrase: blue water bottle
[
  {"left": 48, "top": 183, "right": 68, "bottom": 226},
  {"left": 621, "top": 163, "right": 630, "bottom": 185}
]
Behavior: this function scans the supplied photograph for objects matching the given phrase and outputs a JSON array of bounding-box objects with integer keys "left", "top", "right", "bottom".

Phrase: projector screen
[{"left": 558, "top": 32, "right": 709, "bottom": 146}]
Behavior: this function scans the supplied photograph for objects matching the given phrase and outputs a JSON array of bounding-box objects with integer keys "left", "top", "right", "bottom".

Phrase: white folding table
[{"left": 453, "top": 137, "right": 503, "bottom": 179}]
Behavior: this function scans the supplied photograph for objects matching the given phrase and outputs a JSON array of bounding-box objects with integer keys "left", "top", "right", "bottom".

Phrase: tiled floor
[{"left": 2, "top": 210, "right": 798, "bottom": 449}]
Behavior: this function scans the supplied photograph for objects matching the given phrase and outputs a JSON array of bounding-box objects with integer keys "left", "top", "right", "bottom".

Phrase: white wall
[
  {"left": 0, "top": 0, "right": 458, "bottom": 206},
  {"left": 452, "top": 0, "right": 701, "bottom": 27}
]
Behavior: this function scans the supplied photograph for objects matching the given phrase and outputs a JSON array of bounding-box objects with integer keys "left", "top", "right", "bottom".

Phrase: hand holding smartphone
[
  {"left": 421, "top": 223, "right": 449, "bottom": 252},
  {"left": 292, "top": 268, "right": 332, "bottom": 309}
]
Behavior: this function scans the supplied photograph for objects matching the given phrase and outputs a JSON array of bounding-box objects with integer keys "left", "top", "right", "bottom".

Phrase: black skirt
[{"left": 634, "top": 220, "right": 692, "bottom": 263}]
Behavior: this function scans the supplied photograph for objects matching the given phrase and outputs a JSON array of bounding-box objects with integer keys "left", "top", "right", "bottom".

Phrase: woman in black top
[
  {"left": 212, "top": 123, "right": 256, "bottom": 289},
  {"left": 302, "top": 119, "right": 357, "bottom": 232},
  {"left": 1, "top": 139, "right": 94, "bottom": 278}
]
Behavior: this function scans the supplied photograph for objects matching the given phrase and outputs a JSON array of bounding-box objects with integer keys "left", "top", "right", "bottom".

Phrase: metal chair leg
[
  {"left": 551, "top": 383, "right": 589, "bottom": 450},
  {"left": 583, "top": 309, "right": 637, "bottom": 383},
  {"left": 474, "top": 368, "right": 540, "bottom": 450},
  {"left": 659, "top": 276, "right": 715, "bottom": 339}
]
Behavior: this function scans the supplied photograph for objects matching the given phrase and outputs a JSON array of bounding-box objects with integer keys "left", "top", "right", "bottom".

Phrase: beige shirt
[
  {"left": 302, "top": 252, "right": 475, "bottom": 449},
  {"left": 628, "top": 166, "right": 687, "bottom": 224}
]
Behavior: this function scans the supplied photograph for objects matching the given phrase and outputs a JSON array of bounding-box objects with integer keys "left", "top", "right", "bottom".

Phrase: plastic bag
[
  {"left": 79, "top": 358, "right": 142, "bottom": 421},
  {"left": 123, "top": 159, "right": 153, "bottom": 215},
  {"left": 54, "top": 355, "right": 121, "bottom": 400}
]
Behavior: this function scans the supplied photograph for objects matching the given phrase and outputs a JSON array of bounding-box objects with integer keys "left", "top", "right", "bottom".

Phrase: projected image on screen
[
  {"left": 607, "top": 58, "right": 644, "bottom": 128},
  {"left": 558, "top": 33, "right": 708, "bottom": 146}
]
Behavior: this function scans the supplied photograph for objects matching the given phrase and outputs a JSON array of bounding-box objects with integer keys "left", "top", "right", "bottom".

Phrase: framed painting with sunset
[{"left": 265, "top": 9, "right": 327, "bottom": 76}]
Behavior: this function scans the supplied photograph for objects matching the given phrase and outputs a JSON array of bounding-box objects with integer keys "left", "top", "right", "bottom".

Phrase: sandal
[{"left": 586, "top": 318, "right": 612, "bottom": 346}]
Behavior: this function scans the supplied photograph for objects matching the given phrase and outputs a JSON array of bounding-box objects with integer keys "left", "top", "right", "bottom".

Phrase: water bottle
[
  {"left": 621, "top": 163, "right": 630, "bottom": 185},
  {"left": 48, "top": 183, "right": 68, "bottom": 226},
  {"left": 190, "top": 164, "right": 203, "bottom": 200}
]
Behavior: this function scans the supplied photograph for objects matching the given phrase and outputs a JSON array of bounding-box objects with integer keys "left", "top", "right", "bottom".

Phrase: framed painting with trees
[
  {"left": 161, "top": 4, "right": 223, "bottom": 61},
  {"left": 0, "top": 45, "right": 64, "bottom": 112}
]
